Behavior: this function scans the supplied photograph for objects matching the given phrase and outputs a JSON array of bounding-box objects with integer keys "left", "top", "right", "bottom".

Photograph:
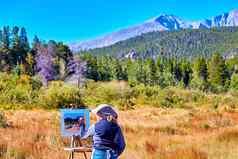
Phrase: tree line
[
  {"left": 1, "top": 26, "right": 238, "bottom": 93},
  {"left": 82, "top": 53, "right": 238, "bottom": 93}
]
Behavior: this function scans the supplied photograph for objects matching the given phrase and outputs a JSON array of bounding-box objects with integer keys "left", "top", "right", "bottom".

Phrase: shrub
[
  {"left": 38, "top": 81, "right": 84, "bottom": 109},
  {"left": 6, "top": 148, "right": 27, "bottom": 159},
  {"left": 83, "top": 81, "right": 136, "bottom": 109},
  {"left": 83, "top": 81, "right": 120, "bottom": 106},
  {"left": 133, "top": 84, "right": 161, "bottom": 97},
  {"left": 0, "top": 73, "right": 40, "bottom": 109},
  {"left": 190, "top": 77, "right": 209, "bottom": 91},
  {"left": 218, "top": 95, "right": 238, "bottom": 110},
  {"left": 4, "top": 84, "right": 33, "bottom": 104},
  {"left": 209, "top": 84, "right": 227, "bottom": 94},
  {"left": 30, "top": 76, "right": 43, "bottom": 90},
  {"left": 0, "top": 112, "right": 8, "bottom": 128},
  {"left": 211, "top": 96, "right": 222, "bottom": 109},
  {"left": 117, "top": 87, "right": 136, "bottom": 110},
  {"left": 127, "top": 85, "right": 207, "bottom": 108},
  {"left": 230, "top": 73, "right": 238, "bottom": 90},
  {"left": 159, "top": 89, "right": 185, "bottom": 108},
  {"left": 157, "top": 72, "right": 176, "bottom": 88}
]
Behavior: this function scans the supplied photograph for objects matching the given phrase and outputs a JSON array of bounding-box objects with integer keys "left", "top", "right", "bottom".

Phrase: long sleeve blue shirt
[{"left": 83, "top": 119, "right": 125, "bottom": 156}]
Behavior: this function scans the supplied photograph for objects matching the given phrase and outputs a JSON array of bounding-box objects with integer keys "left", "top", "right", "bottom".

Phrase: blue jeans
[{"left": 91, "top": 149, "right": 118, "bottom": 159}]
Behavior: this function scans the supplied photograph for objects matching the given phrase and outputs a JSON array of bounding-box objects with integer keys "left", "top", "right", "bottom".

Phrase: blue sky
[{"left": 1, "top": 0, "right": 238, "bottom": 43}]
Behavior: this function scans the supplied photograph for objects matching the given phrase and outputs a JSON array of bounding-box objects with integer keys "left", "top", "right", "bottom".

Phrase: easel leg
[
  {"left": 72, "top": 152, "right": 74, "bottom": 159},
  {"left": 75, "top": 136, "right": 88, "bottom": 159},
  {"left": 68, "top": 152, "right": 73, "bottom": 159},
  {"left": 79, "top": 140, "right": 88, "bottom": 159},
  {"left": 69, "top": 136, "right": 75, "bottom": 159},
  {"left": 68, "top": 136, "right": 90, "bottom": 159}
]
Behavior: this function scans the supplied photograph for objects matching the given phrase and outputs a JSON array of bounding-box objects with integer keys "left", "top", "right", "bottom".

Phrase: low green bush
[
  {"left": 159, "top": 88, "right": 185, "bottom": 108},
  {"left": 133, "top": 84, "right": 161, "bottom": 97},
  {"left": 6, "top": 148, "right": 27, "bottom": 159},
  {"left": 38, "top": 81, "right": 84, "bottom": 109},
  {"left": 0, "top": 73, "right": 39, "bottom": 109},
  {"left": 0, "top": 112, "right": 7, "bottom": 128},
  {"left": 83, "top": 81, "right": 136, "bottom": 109},
  {"left": 0, "top": 72, "right": 237, "bottom": 110}
]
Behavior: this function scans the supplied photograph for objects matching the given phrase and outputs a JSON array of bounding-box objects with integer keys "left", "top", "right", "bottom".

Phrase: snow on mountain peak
[
  {"left": 70, "top": 9, "right": 238, "bottom": 52},
  {"left": 230, "top": 9, "right": 238, "bottom": 15},
  {"left": 228, "top": 9, "right": 238, "bottom": 26}
]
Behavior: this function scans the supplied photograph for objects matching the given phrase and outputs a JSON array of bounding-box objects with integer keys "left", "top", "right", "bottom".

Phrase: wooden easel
[{"left": 64, "top": 135, "right": 92, "bottom": 159}]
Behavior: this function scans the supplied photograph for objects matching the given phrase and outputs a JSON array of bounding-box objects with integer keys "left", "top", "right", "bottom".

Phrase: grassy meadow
[
  {"left": 0, "top": 78, "right": 238, "bottom": 159},
  {"left": 0, "top": 108, "right": 238, "bottom": 159}
]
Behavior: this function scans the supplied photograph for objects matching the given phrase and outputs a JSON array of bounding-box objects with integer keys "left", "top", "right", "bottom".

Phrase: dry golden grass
[{"left": 0, "top": 108, "right": 238, "bottom": 159}]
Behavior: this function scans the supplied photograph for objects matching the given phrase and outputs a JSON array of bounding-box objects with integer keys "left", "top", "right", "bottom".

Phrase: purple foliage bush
[{"left": 35, "top": 43, "right": 56, "bottom": 86}]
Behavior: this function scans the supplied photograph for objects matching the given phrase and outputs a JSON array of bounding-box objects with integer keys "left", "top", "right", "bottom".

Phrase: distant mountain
[
  {"left": 70, "top": 9, "right": 238, "bottom": 52},
  {"left": 78, "top": 27, "right": 238, "bottom": 60}
]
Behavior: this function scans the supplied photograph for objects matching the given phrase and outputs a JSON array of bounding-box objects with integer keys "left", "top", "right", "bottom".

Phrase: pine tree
[
  {"left": 193, "top": 57, "right": 208, "bottom": 81},
  {"left": 112, "top": 59, "right": 124, "bottom": 80},
  {"left": 0, "top": 30, "right": 3, "bottom": 49},
  {"left": 136, "top": 59, "right": 146, "bottom": 85},
  {"left": 97, "top": 56, "right": 111, "bottom": 81},
  {"left": 127, "top": 59, "right": 139, "bottom": 86},
  {"left": 56, "top": 42, "right": 73, "bottom": 64},
  {"left": 2, "top": 26, "right": 10, "bottom": 50},
  {"left": 15, "top": 27, "right": 29, "bottom": 65},
  {"left": 25, "top": 53, "right": 34, "bottom": 75},
  {"left": 174, "top": 60, "right": 182, "bottom": 84},
  {"left": 0, "top": 26, "right": 11, "bottom": 71},
  {"left": 19, "top": 27, "right": 29, "bottom": 51},
  {"left": 180, "top": 59, "right": 192, "bottom": 87},
  {"left": 85, "top": 55, "right": 99, "bottom": 81},
  {"left": 190, "top": 57, "right": 208, "bottom": 91},
  {"left": 11, "top": 26, "right": 20, "bottom": 65},
  {"left": 144, "top": 58, "right": 157, "bottom": 85},
  {"left": 208, "top": 53, "right": 229, "bottom": 88},
  {"left": 12, "top": 26, "right": 20, "bottom": 49},
  {"left": 156, "top": 56, "right": 165, "bottom": 73},
  {"left": 32, "top": 35, "right": 40, "bottom": 49}
]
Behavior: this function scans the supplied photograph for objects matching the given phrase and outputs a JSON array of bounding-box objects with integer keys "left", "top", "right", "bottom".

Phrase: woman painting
[{"left": 83, "top": 104, "right": 126, "bottom": 159}]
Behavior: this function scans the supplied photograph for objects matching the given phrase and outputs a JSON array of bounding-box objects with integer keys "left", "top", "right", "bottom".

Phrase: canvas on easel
[
  {"left": 60, "top": 109, "right": 92, "bottom": 159},
  {"left": 61, "top": 109, "right": 90, "bottom": 137}
]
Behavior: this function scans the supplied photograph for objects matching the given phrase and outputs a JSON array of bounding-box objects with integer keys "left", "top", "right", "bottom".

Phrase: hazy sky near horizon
[{"left": 1, "top": 0, "right": 238, "bottom": 43}]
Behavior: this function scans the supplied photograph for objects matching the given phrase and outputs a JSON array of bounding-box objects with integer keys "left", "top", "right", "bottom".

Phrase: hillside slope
[{"left": 78, "top": 27, "right": 238, "bottom": 59}]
